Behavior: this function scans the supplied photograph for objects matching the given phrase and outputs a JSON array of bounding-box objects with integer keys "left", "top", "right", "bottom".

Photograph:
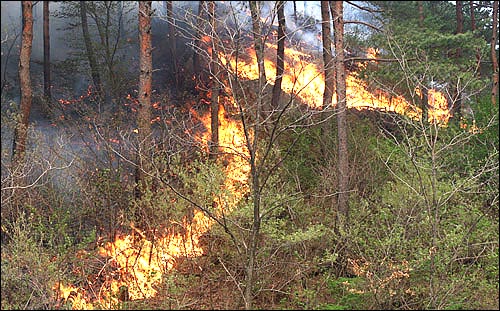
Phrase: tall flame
[{"left": 220, "top": 43, "right": 450, "bottom": 123}]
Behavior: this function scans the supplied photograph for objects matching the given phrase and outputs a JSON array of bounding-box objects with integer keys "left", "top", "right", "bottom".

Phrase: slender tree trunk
[
  {"left": 193, "top": 1, "right": 204, "bottom": 78},
  {"left": 321, "top": 1, "right": 334, "bottom": 111},
  {"left": 208, "top": 1, "right": 219, "bottom": 160},
  {"left": 470, "top": 1, "right": 475, "bottom": 30},
  {"left": 80, "top": 1, "right": 103, "bottom": 99},
  {"left": 320, "top": 1, "right": 334, "bottom": 154},
  {"left": 249, "top": 1, "right": 267, "bottom": 89},
  {"left": 271, "top": 1, "right": 285, "bottom": 108},
  {"left": 244, "top": 150, "right": 261, "bottom": 310},
  {"left": 492, "top": 1, "right": 498, "bottom": 106},
  {"left": 244, "top": 3, "right": 267, "bottom": 308},
  {"left": 470, "top": 1, "right": 481, "bottom": 78},
  {"left": 12, "top": 1, "right": 33, "bottom": 164},
  {"left": 418, "top": 1, "right": 424, "bottom": 28},
  {"left": 293, "top": 1, "right": 297, "bottom": 24},
  {"left": 456, "top": 1, "right": 464, "bottom": 35},
  {"left": 451, "top": 1, "right": 464, "bottom": 122},
  {"left": 166, "top": 1, "right": 179, "bottom": 95},
  {"left": 422, "top": 87, "right": 429, "bottom": 123},
  {"left": 43, "top": 1, "right": 51, "bottom": 100},
  {"left": 135, "top": 1, "right": 153, "bottom": 199},
  {"left": 332, "top": 1, "right": 349, "bottom": 230}
]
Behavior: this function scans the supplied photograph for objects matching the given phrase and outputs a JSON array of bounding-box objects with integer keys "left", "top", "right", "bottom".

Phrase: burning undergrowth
[{"left": 29, "top": 6, "right": 454, "bottom": 307}]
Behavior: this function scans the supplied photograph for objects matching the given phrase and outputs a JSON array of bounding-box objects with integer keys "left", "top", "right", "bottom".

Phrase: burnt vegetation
[{"left": 1, "top": 1, "right": 499, "bottom": 310}]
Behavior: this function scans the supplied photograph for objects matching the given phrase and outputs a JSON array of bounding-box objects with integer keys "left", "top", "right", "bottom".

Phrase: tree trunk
[
  {"left": 80, "top": 1, "right": 103, "bottom": 99},
  {"left": 332, "top": 1, "right": 349, "bottom": 229},
  {"left": 43, "top": 1, "right": 51, "bottom": 100},
  {"left": 422, "top": 87, "right": 429, "bottom": 123},
  {"left": 321, "top": 1, "right": 334, "bottom": 111},
  {"left": 166, "top": 1, "right": 179, "bottom": 95},
  {"left": 244, "top": 3, "right": 267, "bottom": 308},
  {"left": 193, "top": 1, "right": 204, "bottom": 79},
  {"left": 293, "top": 1, "right": 297, "bottom": 24},
  {"left": 456, "top": 1, "right": 463, "bottom": 35},
  {"left": 135, "top": 1, "right": 153, "bottom": 198},
  {"left": 320, "top": 1, "right": 334, "bottom": 154},
  {"left": 208, "top": 0, "right": 219, "bottom": 160},
  {"left": 450, "top": 1, "right": 464, "bottom": 122},
  {"left": 249, "top": 1, "right": 267, "bottom": 89},
  {"left": 492, "top": 1, "right": 498, "bottom": 106},
  {"left": 418, "top": 1, "right": 424, "bottom": 28},
  {"left": 244, "top": 151, "right": 261, "bottom": 311},
  {"left": 470, "top": 1, "right": 481, "bottom": 77},
  {"left": 469, "top": 1, "right": 475, "bottom": 30},
  {"left": 271, "top": 1, "right": 285, "bottom": 109},
  {"left": 12, "top": 1, "right": 33, "bottom": 164}
]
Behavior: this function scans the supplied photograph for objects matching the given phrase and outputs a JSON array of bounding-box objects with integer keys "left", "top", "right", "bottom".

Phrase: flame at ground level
[{"left": 54, "top": 97, "right": 250, "bottom": 309}]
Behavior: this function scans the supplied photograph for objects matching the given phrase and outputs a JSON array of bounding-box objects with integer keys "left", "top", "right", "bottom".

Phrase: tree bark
[
  {"left": 43, "top": 1, "right": 51, "bottom": 100},
  {"left": 418, "top": 1, "right": 424, "bottom": 28},
  {"left": 193, "top": 1, "right": 204, "bottom": 78},
  {"left": 271, "top": 1, "right": 285, "bottom": 109},
  {"left": 12, "top": 1, "right": 33, "bottom": 164},
  {"left": 455, "top": 0, "right": 464, "bottom": 61},
  {"left": 469, "top": 1, "right": 475, "bottom": 30},
  {"left": 492, "top": 1, "right": 498, "bottom": 106},
  {"left": 470, "top": 1, "right": 482, "bottom": 78},
  {"left": 293, "top": 1, "right": 297, "bottom": 24},
  {"left": 244, "top": 3, "right": 267, "bottom": 307},
  {"left": 135, "top": 1, "right": 153, "bottom": 198},
  {"left": 166, "top": 1, "right": 179, "bottom": 95},
  {"left": 80, "top": 1, "right": 103, "bottom": 99},
  {"left": 321, "top": 1, "right": 334, "bottom": 111},
  {"left": 249, "top": 1, "right": 267, "bottom": 89},
  {"left": 422, "top": 87, "right": 429, "bottom": 123},
  {"left": 332, "top": 1, "right": 349, "bottom": 229},
  {"left": 208, "top": 0, "right": 219, "bottom": 160},
  {"left": 320, "top": 1, "right": 334, "bottom": 154},
  {"left": 456, "top": 1, "right": 464, "bottom": 35},
  {"left": 450, "top": 1, "right": 464, "bottom": 122}
]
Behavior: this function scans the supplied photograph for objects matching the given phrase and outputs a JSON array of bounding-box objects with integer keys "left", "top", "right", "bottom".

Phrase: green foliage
[
  {"left": 343, "top": 113, "right": 499, "bottom": 309},
  {"left": 320, "top": 277, "right": 366, "bottom": 310},
  {"left": 1, "top": 214, "right": 61, "bottom": 310},
  {"left": 279, "top": 127, "right": 324, "bottom": 192}
]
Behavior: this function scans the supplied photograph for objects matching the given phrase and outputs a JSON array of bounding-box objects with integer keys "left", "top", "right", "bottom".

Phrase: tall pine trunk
[
  {"left": 193, "top": 1, "right": 204, "bottom": 79},
  {"left": 208, "top": 0, "right": 219, "bottom": 160},
  {"left": 320, "top": 1, "right": 334, "bottom": 155},
  {"left": 135, "top": 1, "right": 153, "bottom": 199},
  {"left": 491, "top": 1, "right": 498, "bottom": 106},
  {"left": 12, "top": 1, "right": 33, "bottom": 165},
  {"left": 418, "top": 1, "right": 424, "bottom": 28},
  {"left": 451, "top": 1, "right": 464, "bottom": 121},
  {"left": 166, "top": 1, "right": 179, "bottom": 95},
  {"left": 249, "top": 1, "right": 267, "bottom": 93},
  {"left": 271, "top": 1, "right": 285, "bottom": 109},
  {"left": 80, "top": 1, "right": 103, "bottom": 100},
  {"left": 43, "top": 1, "right": 51, "bottom": 100},
  {"left": 332, "top": 1, "right": 349, "bottom": 230}
]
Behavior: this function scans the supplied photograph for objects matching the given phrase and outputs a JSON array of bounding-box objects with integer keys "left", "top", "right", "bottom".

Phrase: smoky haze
[{"left": 1, "top": 1, "right": 380, "bottom": 195}]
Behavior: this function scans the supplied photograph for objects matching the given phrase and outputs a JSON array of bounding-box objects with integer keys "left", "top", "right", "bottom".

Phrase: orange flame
[
  {"left": 54, "top": 39, "right": 453, "bottom": 309},
  {"left": 219, "top": 43, "right": 451, "bottom": 124}
]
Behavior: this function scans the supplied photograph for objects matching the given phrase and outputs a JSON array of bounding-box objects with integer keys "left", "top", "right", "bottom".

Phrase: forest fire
[
  {"left": 53, "top": 89, "right": 249, "bottom": 311},
  {"left": 220, "top": 43, "right": 450, "bottom": 123},
  {"left": 53, "top": 211, "right": 211, "bottom": 308},
  {"left": 53, "top": 32, "right": 452, "bottom": 310}
]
